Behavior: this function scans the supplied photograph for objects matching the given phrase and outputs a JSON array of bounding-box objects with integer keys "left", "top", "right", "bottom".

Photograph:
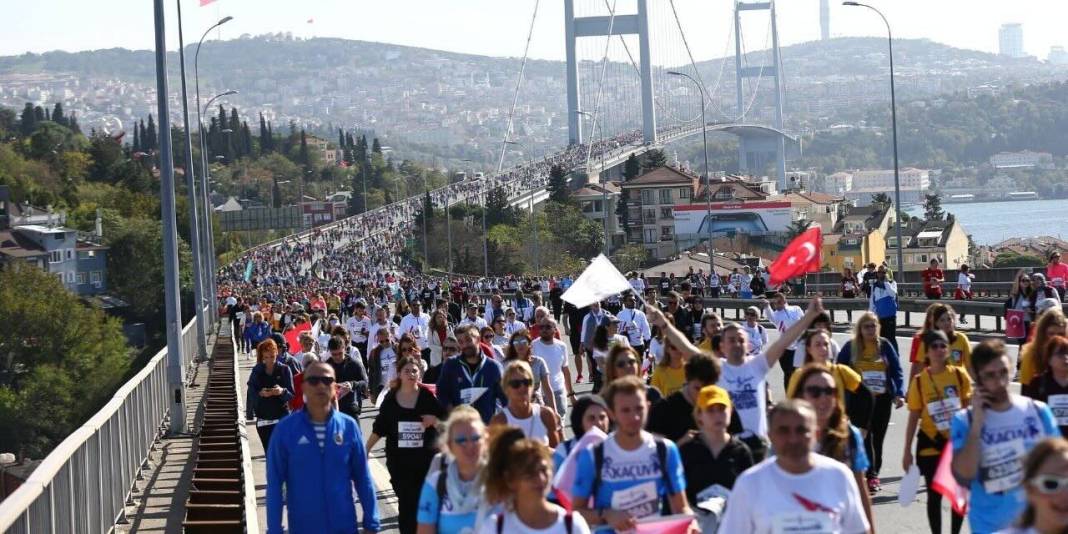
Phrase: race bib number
[
  {"left": 610, "top": 481, "right": 659, "bottom": 519},
  {"left": 1048, "top": 394, "right": 1068, "bottom": 426},
  {"left": 980, "top": 439, "right": 1026, "bottom": 494},
  {"left": 397, "top": 421, "right": 424, "bottom": 448},
  {"left": 772, "top": 512, "right": 835, "bottom": 534},
  {"left": 927, "top": 397, "right": 961, "bottom": 432},
  {"left": 459, "top": 387, "right": 488, "bottom": 405},
  {"left": 862, "top": 371, "right": 886, "bottom": 395}
]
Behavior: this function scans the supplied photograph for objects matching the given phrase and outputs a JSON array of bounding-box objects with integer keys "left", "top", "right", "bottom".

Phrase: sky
[{"left": 1, "top": 0, "right": 1066, "bottom": 62}]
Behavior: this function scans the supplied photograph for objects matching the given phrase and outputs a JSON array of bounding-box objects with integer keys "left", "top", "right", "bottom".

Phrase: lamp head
[
  {"left": 218, "top": 16, "right": 234, "bottom": 25},
  {"left": 842, "top": 1, "right": 861, "bottom": 5}
]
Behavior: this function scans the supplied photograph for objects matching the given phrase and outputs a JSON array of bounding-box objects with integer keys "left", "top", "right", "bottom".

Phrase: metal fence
[{"left": 0, "top": 306, "right": 212, "bottom": 534}]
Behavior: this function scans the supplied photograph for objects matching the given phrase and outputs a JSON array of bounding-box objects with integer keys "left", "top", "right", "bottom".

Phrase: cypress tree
[
  {"left": 132, "top": 123, "right": 141, "bottom": 152},
  {"left": 299, "top": 129, "right": 309, "bottom": 165},
  {"left": 33, "top": 106, "right": 45, "bottom": 123},
  {"left": 146, "top": 115, "right": 158, "bottom": 150},
  {"left": 259, "top": 113, "right": 269, "bottom": 154},
  {"left": 19, "top": 103, "right": 36, "bottom": 136},
  {"left": 371, "top": 137, "right": 382, "bottom": 154},
  {"left": 51, "top": 103, "right": 65, "bottom": 126}
]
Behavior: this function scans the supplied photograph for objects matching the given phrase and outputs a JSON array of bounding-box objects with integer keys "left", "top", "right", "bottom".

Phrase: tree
[
  {"left": 786, "top": 218, "right": 811, "bottom": 239},
  {"left": 642, "top": 149, "right": 667, "bottom": 170},
  {"left": 616, "top": 189, "right": 632, "bottom": 234},
  {"left": 485, "top": 187, "right": 515, "bottom": 227},
  {"left": 870, "top": 193, "right": 892, "bottom": 209},
  {"left": 623, "top": 153, "right": 641, "bottom": 181},
  {"left": 612, "top": 244, "right": 649, "bottom": 274},
  {"left": 371, "top": 137, "right": 382, "bottom": 154},
  {"left": 299, "top": 129, "right": 310, "bottom": 166},
  {"left": 145, "top": 114, "right": 157, "bottom": 151},
  {"left": 923, "top": 193, "right": 945, "bottom": 221},
  {"left": 546, "top": 164, "right": 570, "bottom": 204},
  {"left": 259, "top": 113, "right": 270, "bottom": 154},
  {"left": 0, "top": 266, "right": 130, "bottom": 459},
  {"left": 19, "top": 103, "right": 36, "bottom": 136},
  {"left": 50, "top": 103, "right": 65, "bottom": 127}
]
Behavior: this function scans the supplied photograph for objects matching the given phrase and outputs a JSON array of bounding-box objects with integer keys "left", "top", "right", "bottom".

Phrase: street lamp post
[
  {"left": 668, "top": 71, "right": 714, "bottom": 277},
  {"left": 577, "top": 109, "right": 612, "bottom": 257},
  {"left": 844, "top": 1, "right": 904, "bottom": 273},
  {"left": 152, "top": 0, "right": 185, "bottom": 434},
  {"left": 193, "top": 15, "right": 232, "bottom": 319},
  {"left": 174, "top": 0, "right": 208, "bottom": 358}
]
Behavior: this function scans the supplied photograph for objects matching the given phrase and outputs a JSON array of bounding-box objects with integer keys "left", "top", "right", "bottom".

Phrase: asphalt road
[{"left": 252, "top": 325, "right": 1018, "bottom": 533}]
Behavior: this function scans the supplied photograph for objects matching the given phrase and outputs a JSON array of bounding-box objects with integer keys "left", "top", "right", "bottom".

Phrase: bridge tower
[
  {"left": 734, "top": 1, "right": 788, "bottom": 189},
  {"left": 564, "top": 0, "right": 656, "bottom": 146}
]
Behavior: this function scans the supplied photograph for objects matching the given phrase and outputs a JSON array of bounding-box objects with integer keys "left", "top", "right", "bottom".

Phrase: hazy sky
[{"left": 1, "top": 0, "right": 1065, "bottom": 62}]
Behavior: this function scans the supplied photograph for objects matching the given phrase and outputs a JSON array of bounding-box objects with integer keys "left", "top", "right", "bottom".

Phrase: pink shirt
[{"left": 1048, "top": 262, "right": 1068, "bottom": 288}]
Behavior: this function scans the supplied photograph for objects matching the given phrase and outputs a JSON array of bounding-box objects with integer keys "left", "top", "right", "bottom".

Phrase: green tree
[
  {"left": 871, "top": 193, "right": 892, "bottom": 209},
  {"left": 19, "top": 103, "right": 36, "bottom": 136},
  {"left": 546, "top": 164, "right": 570, "bottom": 204},
  {"left": 923, "top": 193, "right": 945, "bottom": 221},
  {"left": 642, "top": 149, "right": 667, "bottom": 170},
  {"left": 0, "top": 266, "right": 130, "bottom": 459},
  {"left": 786, "top": 218, "right": 811, "bottom": 239},
  {"left": 50, "top": 102, "right": 65, "bottom": 127},
  {"left": 623, "top": 153, "right": 641, "bottom": 181},
  {"left": 485, "top": 187, "right": 515, "bottom": 227},
  {"left": 993, "top": 251, "right": 1044, "bottom": 268},
  {"left": 611, "top": 244, "right": 649, "bottom": 274}
]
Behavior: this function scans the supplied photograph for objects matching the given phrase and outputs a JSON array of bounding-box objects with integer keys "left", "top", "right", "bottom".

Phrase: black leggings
[
  {"left": 779, "top": 350, "right": 796, "bottom": 391},
  {"left": 388, "top": 459, "right": 431, "bottom": 534},
  {"left": 916, "top": 452, "right": 964, "bottom": 534},
  {"left": 864, "top": 393, "right": 893, "bottom": 477}
]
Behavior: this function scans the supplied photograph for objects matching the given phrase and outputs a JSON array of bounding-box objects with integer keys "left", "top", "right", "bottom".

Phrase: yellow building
[{"left": 823, "top": 205, "right": 890, "bottom": 272}]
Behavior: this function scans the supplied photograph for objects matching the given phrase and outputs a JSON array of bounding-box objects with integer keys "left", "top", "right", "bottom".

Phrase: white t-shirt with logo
[
  {"left": 477, "top": 507, "right": 591, "bottom": 534},
  {"left": 532, "top": 339, "right": 569, "bottom": 393},
  {"left": 346, "top": 315, "right": 372, "bottom": 343},
  {"left": 719, "top": 355, "right": 771, "bottom": 439},
  {"left": 718, "top": 455, "right": 870, "bottom": 534},
  {"left": 767, "top": 305, "right": 806, "bottom": 365}
]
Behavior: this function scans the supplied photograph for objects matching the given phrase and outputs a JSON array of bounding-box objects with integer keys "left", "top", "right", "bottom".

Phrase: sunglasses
[
  {"left": 803, "top": 386, "right": 837, "bottom": 398},
  {"left": 482, "top": 334, "right": 494, "bottom": 340},
  {"left": 1031, "top": 474, "right": 1068, "bottom": 494},
  {"left": 304, "top": 376, "right": 336, "bottom": 387},
  {"left": 507, "top": 378, "right": 533, "bottom": 389},
  {"left": 512, "top": 338, "right": 530, "bottom": 346},
  {"left": 615, "top": 357, "right": 638, "bottom": 368},
  {"left": 452, "top": 433, "right": 483, "bottom": 446}
]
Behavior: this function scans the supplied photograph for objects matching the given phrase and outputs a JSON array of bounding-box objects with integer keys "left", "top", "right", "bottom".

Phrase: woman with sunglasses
[
  {"left": 416, "top": 405, "right": 488, "bottom": 534},
  {"left": 480, "top": 326, "right": 505, "bottom": 360},
  {"left": 1005, "top": 270, "right": 1038, "bottom": 347},
  {"left": 785, "top": 330, "right": 868, "bottom": 411},
  {"left": 1020, "top": 309, "right": 1068, "bottom": 389},
  {"left": 903, "top": 330, "right": 970, "bottom": 534},
  {"left": 551, "top": 395, "right": 611, "bottom": 472},
  {"left": 367, "top": 355, "right": 444, "bottom": 534},
  {"left": 490, "top": 361, "right": 561, "bottom": 447},
  {"left": 651, "top": 323, "right": 690, "bottom": 397},
  {"left": 838, "top": 311, "right": 905, "bottom": 494},
  {"left": 909, "top": 303, "right": 973, "bottom": 379},
  {"left": 1000, "top": 437, "right": 1068, "bottom": 534},
  {"left": 791, "top": 364, "right": 875, "bottom": 529},
  {"left": 504, "top": 330, "right": 557, "bottom": 414},
  {"left": 1023, "top": 336, "right": 1068, "bottom": 436},
  {"left": 480, "top": 427, "right": 591, "bottom": 534},
  {"left": 490, "top": 316, "right": 510, "bottom": 347},
  {"left": 601, "top": 345, "right": 663, "bottom": 404}
]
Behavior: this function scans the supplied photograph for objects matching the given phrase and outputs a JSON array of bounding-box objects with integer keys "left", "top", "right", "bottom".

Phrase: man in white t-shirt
[
  {"left": 458, "top": 303, "right": 488, "bottom": 330},
  {"left": 718, "top": 297, "right": 822, "bottom": 461},
  {"left": 764, "top": 292, "right": 806, "bottom": 390},
  {"left": 616, "top": 294, "right": 651, "bottom": 356},
  {"left": 345, "top": 301, "right": 372, "bottom": 363},
  {"left": 531, "top": 317, "right": 576, "bottom": 417},
  {"left": 718, "top": 399, "right": 870, "bottom": 534},
  {"left": 399, "top": 300, "right": 431, "bottom": 359},
  {"left": 367, "top": 306, "right": 396, "bottom": 348}
]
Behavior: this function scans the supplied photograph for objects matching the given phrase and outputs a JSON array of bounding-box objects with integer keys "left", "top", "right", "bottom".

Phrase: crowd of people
[{"left": 221, "top": 148, "right": 1068, "bottom": 534}]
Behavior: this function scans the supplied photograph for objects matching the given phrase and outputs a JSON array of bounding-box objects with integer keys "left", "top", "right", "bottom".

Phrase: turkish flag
[
  {"left": 1005, "top": 309, "right": 1027, "bottom": 339},
  {"left": 931, "top": 442, "right": 969, "bottom": 516},
  {"left": 634, "top": 515, "right": 695, "bottom": 534},
  {"left": 768, "top": 226, "right": 822, "bottom": 286},
  {"left": 199, "top": 0, "right": 216, "bottom": 6}
]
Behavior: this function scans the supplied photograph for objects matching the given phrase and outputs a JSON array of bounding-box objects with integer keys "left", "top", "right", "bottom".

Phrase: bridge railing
[{"left": 0, "top": 307, "right": 212, "bottom": 534}]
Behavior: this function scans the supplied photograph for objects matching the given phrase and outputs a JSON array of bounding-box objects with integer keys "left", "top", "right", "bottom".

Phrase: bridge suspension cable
[
  {"left": 496, "top": 0, "right": 540, "bottom": 173},
  {"left": 583, "top": 0, "right": 618, "bottom": 173}
]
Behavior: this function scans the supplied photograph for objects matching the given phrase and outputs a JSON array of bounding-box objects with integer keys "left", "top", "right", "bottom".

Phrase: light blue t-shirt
[
  {"left": 553, "top": 438, "right": 576, "bottom": 473},
  {"left": 416, "top": 470, "right": 478, "bottom": 534},
  {"left": 844, "top": 424, "right": 870, "bottom": 474},
  {"left": 571, "top": 431, "right": 686, "bottom": 521},
  {"left": 950, "top": 396, "right": 1061, "bottom": 534}
]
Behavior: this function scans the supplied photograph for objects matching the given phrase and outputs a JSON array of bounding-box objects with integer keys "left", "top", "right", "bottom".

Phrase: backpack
[
  {"left": 435, "top": 455, "right": 448, "bottom": 514},
  {"left": 590, "top": 437, "right": 675, "bottom": 515}
]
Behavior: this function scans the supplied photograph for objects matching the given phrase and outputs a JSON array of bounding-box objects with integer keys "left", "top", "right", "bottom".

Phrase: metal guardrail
[
  {"left": 801, "top": 282, "right": 1016, "bottom": 299},
  {"left": 0, "top": 307, "right": 211, "bottom": 534}
]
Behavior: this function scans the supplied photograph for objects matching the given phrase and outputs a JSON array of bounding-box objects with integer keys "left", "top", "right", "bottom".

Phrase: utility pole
[{"left": 153, "top": 0, "right": 186, "bottom": 434}]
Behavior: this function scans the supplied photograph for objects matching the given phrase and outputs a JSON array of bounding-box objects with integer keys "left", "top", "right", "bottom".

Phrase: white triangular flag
[{"left": 560, "top": 254, "right": 632, "bottom": 309}]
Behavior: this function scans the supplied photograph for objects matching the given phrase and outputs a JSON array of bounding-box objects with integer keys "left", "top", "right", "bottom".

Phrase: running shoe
[{"left": 867, "top": 476, "right": 881, "bottom": 493}]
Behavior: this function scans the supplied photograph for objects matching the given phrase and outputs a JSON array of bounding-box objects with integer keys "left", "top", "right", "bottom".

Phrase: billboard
[{"left": 673, "top": 201, "right": 792, "bottom": 237}]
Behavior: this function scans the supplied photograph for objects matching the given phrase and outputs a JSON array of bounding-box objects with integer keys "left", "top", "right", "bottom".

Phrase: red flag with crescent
[
  {"left": 1005, "top": 309, "right": 1027, "bottom": 339},
  {"left": 768, "top": 226, "right": 822, "bottom": 286}
]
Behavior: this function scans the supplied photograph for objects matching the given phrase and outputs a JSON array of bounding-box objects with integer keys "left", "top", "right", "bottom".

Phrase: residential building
[
  {"left": 781, "top": 191, "right": 846, "bottom": 232},
  {"left": 573, "top": 182, "right": 625, "bottom": 251},
  {"left": 999, "top": 23, "right": 1025, "bottom": 58},
  {"left": 822, "top": 205, "right": 891, "bottom": 272},
  {"left": 305, "top": 134, "right": 337, "bottom": 166},
  {"left": 886, "top": 217, "right": 970, "bottom": 272},
  {"left": 0, "top": 186, "right": 109, "bottom": 295},
  {"left": 989, "top": 150, "right": 1053, "bottom": 169},
  {"left": 620, "top": 166, "right": 697, "bottom": 261},
  {"left": 825, "top": 171, "right": 853, "bottom": 194},
  {"left": 843, "top": 168, "right": 931, "bottom": 206}
]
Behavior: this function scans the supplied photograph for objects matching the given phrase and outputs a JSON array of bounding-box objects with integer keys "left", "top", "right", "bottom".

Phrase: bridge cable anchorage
[
  {"left": 496, "top": 0, "right": 541, "bottom": 173},
  {"left": 583, "top": 0, "right": 618, "bottom": 174}
]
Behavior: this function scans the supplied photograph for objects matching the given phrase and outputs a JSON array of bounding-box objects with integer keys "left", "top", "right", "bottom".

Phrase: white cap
[{"left": 1036, "top": 298, "right": 1061, "bottom": 316}]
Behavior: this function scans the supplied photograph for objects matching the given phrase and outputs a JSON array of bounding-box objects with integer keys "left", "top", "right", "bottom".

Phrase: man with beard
[
  {"left": 435, "top": 324, "right": 507, "bottom": 424},
  {"left": 718, "top": 400, "right": 869, "bottom": 534}
]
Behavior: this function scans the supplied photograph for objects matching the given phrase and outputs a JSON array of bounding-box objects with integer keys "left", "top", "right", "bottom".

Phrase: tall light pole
[
  {"left": 844, "top": 1, "right": 904, "bottom": 273},
  {"left": 668, "top": 70, "right": 715, "bottom": 278},
  {"left": 175, "top": 0, "right": 208, "bottom": 358},
  {"left": 577, "top": 109, "right": 611, "bottom": 257},
  {"left": 152, "top": 0, "right": 185, "bottom": 434},
  {"left": 461, "top": 158, "right": 481, "bottom": 277},
  {"left": 194, "top": 15, "right": 233, "bottom": 319}
]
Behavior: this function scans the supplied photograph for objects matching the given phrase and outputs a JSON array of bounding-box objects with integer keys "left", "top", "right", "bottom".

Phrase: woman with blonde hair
[
  {"left": 600, "top": 345, "right": 662, "bottom": 404},
  {"left": 1004, "top": 269, "right": 1038, "bottom": 346},
  {"left": 367, "top": 355, "right": 444, "bottom": 534},
  {"left": 1001, "top": 437, "right": 1068, "bottom": 534},
  {"left": 504, "top": 329, "right": 556, "bottom": 413},
  {"left": 489, "top": 361, "right": 561, "bottom": 447},
  {"left": 1020, "top": 308, "right": 1068, "bottom": 386},
  {"left": 479, "top": 427, "right": 591, "bottom": 534},
  {"left": 416, "top": 405, "right": 488, "bottom": 534}
]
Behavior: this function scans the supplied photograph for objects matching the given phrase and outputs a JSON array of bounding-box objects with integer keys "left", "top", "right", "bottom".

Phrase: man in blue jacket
[
  {"left": 868, "top": 265, "right": 900, "bottom": 353},
  {"left": 267, "top": 361, "right": 380, "bottom": 534},
  {"left": 435, "top": 324, "right": 506, "bottom": 423}
]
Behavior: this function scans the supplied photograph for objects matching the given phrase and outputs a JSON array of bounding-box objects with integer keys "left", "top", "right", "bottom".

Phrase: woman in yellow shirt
[
  {"left": 1019, "top": 307, "right": 1067, "bottom": 386},
  {"left": 650, "top": 337, "right": 688, "bottom": 397},
  {"left": 786, "top": 329, "right": 865, "bottom": 407},
  {"left": 695, "top": 313, "right": 723, "bottom": 355},
  {"left": 908, "top": 303, "right": 973, "bottom": 378},
  {"left": 902, "top": 330, "right": 971, "bottom": 534}
]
